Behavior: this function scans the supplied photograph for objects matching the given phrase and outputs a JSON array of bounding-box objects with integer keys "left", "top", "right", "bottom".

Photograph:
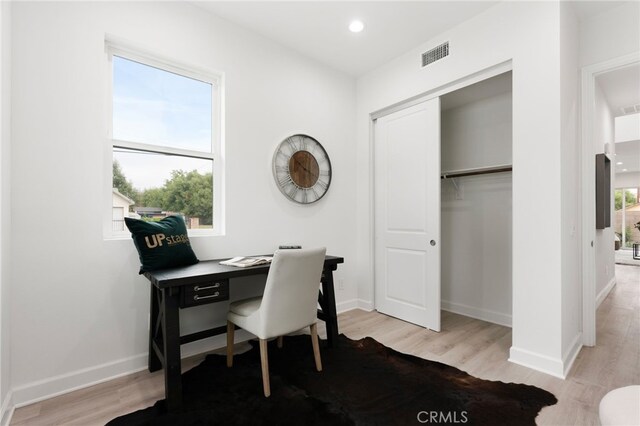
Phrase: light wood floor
[{"left": 11, "top": 264, "right": 639, "bottom": 425}]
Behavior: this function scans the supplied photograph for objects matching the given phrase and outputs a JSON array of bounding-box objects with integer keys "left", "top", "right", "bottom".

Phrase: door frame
[
  {"left": 369, "top": 60, "right": 513, "bottom": 310},
  {"left": 580, "top": 52, "right": 640, "bottom": 346}
]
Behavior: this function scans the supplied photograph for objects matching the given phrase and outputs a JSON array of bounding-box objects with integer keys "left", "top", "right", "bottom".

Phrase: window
[
  {"left": 112, "top": 207, "right": 125, "bottom": 232},
  {"left": 106, "top": 41, "right": 223, "bottom": 237},
  {"left": 614, "top": 187, "right": 639, "bottom": 249}
]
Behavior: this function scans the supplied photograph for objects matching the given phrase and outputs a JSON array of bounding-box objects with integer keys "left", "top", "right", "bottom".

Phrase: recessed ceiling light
[
  {"left": 617, "top": 162, "right": 623, "bottom": 165},
  {"left": 349, "top": 20, "right": 364, "bottom": 33},
  {"left": 622, "top": 168, "right": 628, "bottom": 172}
]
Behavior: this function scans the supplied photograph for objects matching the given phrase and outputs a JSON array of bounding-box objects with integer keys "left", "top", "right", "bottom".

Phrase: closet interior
[{"left": 440, "top": 71, "right": 513, "bottom": 328}]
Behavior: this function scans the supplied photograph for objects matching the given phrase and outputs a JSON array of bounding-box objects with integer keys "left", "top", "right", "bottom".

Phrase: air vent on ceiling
[
  {"left": 421, "top": 41, "right": 449, "bottom": 67},
  {"left": 620, "top": 104, "right": 640, "bottom": 115}
]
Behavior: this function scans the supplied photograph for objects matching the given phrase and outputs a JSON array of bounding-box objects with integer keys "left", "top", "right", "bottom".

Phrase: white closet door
[{"left": 374, "top": 98, "right": 441, "bottom": 331}]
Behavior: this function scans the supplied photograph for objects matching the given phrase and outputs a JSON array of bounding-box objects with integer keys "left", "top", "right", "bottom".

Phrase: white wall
[
  {"left": 357, "top": 1, "right": 569, "bottom": 376},
  {"left": 10, "top": 1, "right": 357, "bottom": 405},
  {"left": 559, "top": 1, "right": 582, "bottom": 375},
  {"left": 615, "top": 172, "right": 640, "bottom": 189},
  {"left": 441, "top": 91, "right": 512, "bottom": 172},
  {"left": 593, "top": 82, "right": 616, "bottom": 299},
  {"left": 0, "top": 0, "right": 12, "bottom": 422},
  {"left": 440, "top": 90, "right": 513, "bottom": 326},
  {"left": 578, "top": 1, "right": 640, "bottom": 67},
  {"left": 615, "top": 113, "right": 640, "bottom": 143}
]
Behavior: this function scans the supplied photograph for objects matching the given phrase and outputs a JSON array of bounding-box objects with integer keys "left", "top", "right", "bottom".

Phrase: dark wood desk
[{"left": 143, "top": 255, "right": 344, "bottom": 411}]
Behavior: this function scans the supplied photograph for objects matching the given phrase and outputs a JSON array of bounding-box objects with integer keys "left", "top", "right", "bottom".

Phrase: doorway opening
[
  {"left": 372, "top": 69, "right": 513, "bottom": 341},
  {"left": 581, "top": 54, "right": 640, "bottom": 346}
]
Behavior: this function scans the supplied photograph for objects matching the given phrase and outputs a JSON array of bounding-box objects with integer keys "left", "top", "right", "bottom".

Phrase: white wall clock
[{"left": 272, "top": 134, "right": 332, "bottom": 204}]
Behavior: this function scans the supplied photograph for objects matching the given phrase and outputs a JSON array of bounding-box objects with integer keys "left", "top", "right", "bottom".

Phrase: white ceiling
[
  {"left": 596, "top": 64, "right": 640, "bottom": 175},
  {"left": 614, "top": 140, "right": 640, "bottom": 175},
  {"left": 191, "top": 1, "right": 628, "bottom": 77},
  {"left": 188, "top": 1, "right": 637, "bottom": 170},
  {"left": 596, "top": 63, "right": 640, "bottom": 117},
  {"left": 192, "top": 1, "right": 500, "bottom": 76}
]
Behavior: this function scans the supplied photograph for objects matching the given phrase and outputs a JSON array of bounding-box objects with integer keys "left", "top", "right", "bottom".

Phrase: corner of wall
[
  {"left": 0, "top": 391, "right": 13, "bottom": 426},
  {"left": 510, "top": 327, "right": 583, "bottom": 379},
  {"left": 508, "top": 346, "right": 566, "bottom": 379},
  {"left": 596, "top": 276, "right": 616, "bottom": 307},
  {"left": 0, "top": 0, "right": 12, "bottom": 421},
  {"left": 562, "top": 332, "right": 583, "bottom": 377},
  {"left": 335, "top": 299, "right": 360, "bottom": 314}
]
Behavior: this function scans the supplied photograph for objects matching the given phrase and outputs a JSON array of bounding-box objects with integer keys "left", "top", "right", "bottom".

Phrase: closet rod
[{"left": 440, "top": 164, "right": 512, "bottom": 179}]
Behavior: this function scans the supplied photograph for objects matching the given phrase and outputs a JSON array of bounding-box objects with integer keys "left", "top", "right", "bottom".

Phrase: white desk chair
[{"left": 226, "top": 247, "right": 327, "bottom": 397}]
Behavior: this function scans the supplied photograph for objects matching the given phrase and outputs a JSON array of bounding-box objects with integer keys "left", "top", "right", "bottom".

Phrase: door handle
[{"left": 430, "top": 240, "right": 436, "bottom": 246}]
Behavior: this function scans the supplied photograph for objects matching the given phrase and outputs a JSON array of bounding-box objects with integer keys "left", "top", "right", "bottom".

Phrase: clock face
[{"left": 272, "top": 134, "right": 332, "bottom": 204}]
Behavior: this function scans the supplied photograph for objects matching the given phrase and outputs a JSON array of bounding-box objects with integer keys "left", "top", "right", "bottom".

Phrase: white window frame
[{"left": 104, "top": 39, "right": 225, "bottom": 238}]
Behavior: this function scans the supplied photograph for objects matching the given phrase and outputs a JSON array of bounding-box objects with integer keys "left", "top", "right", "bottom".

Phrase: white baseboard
[
  {"left": 441, "top": 300, "right": 512, "bottom": 327},
  {"left": 12, "top": 353, "right": 149, "bottom": 408},
  {"left": 336, "top": 299, "right": 373, "bottom": 313},
  {"left": 509, "top": 346, "right": 565, "bottom": 379},
  {"left": 511, "top": 337, "right": 582, "bottom": 379},
  {"left": 336, "top": 298, "right": 359, "bottom": 313},
  {"left": 356, "top": 299, "right": 374, "bottom": 311},
  {"left": 563, "top": 332, "right": 583, "bottom": 378},
  {"left": 0, "top": 391, "right": 13, "bottom": 426},
  {"left": 596, "top": 277, "right": 616, "bottom": 307},
  {"left": 6, "top": 300, "right": 377, "bottom": 410},
  {"left": 11, "top": 329, "right": 253, "bottom": 409}
]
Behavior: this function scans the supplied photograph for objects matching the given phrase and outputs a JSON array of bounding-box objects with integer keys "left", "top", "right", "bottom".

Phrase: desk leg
[
  {"left": 161, "top": 288, "right": 183, "bottom": 411},
  {"left": 321, "top": 267, "right": 339, "bottom": 347},
  {"left": 148, "top": 284, "right": 162, "bottom": 372}
]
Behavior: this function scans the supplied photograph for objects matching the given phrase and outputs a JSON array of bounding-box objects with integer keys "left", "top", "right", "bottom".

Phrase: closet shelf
[{"left": 441, "top": 164, "right": 512, "bottom": 179}]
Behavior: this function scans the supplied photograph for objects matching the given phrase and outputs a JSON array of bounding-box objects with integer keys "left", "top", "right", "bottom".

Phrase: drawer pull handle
[
  {"left": 194, "top": 283, "right": 221, "bottom": 291},
  {"left": 194, "top": 292, "right": 220, "bottom": 301}
]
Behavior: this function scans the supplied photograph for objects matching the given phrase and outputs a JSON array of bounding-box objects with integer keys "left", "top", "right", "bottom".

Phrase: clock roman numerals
[
  {"left": 315, "top": 179, "right": 329, "bottom": 191},
  {"left": 310, "top": 187, "right": 320, "bottom": 200},
  {"left": 276, "top": 150, "right": 291, "bottom": 161},
  {"left": 286, "top": 138, "right": 297, "bottom": 154},
  {"left": 317, "top": 155, "right": 329, "bottom": 164},
  {"left": 278, "top": 175, "right": 293, "bottom": 187},
  {"left": 296, "top": 135, "right": 307, "bottom": 151}
]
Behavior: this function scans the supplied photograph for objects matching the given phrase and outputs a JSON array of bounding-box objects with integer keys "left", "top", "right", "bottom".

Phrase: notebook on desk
[{"left": 219, "top": 256, "right": 273, "bottom": 268}]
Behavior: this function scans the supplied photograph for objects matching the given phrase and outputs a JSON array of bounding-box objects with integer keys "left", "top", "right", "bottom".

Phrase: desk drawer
[{"left": 181, "top": 280, "right": 229, "bottom": 308}]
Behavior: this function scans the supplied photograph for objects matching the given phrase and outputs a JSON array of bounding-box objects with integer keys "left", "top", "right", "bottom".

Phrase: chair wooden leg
[
  {"left": 226, "top": 321, "right": 234, "bottom": 368},
  {"left": 310, "top": 323, "right": 322, "bottom": 372},
  {"left": 259, "top": 339, "right": 271, "bottom": 397},
  {"left": 277, "top": 336, "right": 283, "bottom": 349}
]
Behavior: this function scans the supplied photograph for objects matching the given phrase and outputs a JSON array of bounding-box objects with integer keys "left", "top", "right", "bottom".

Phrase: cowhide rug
[{"left": 108, "top": 334, "right": 557, "bottom": 425}]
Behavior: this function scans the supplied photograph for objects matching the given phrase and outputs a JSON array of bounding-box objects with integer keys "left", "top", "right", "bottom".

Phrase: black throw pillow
[{"left": 124, "top": 215, "right": 199, "bottom": 274}]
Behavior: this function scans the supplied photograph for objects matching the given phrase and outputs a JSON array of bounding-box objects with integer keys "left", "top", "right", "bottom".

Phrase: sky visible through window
[{"left": 113, "top": 55, "right": 213, "bottom": 190}]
